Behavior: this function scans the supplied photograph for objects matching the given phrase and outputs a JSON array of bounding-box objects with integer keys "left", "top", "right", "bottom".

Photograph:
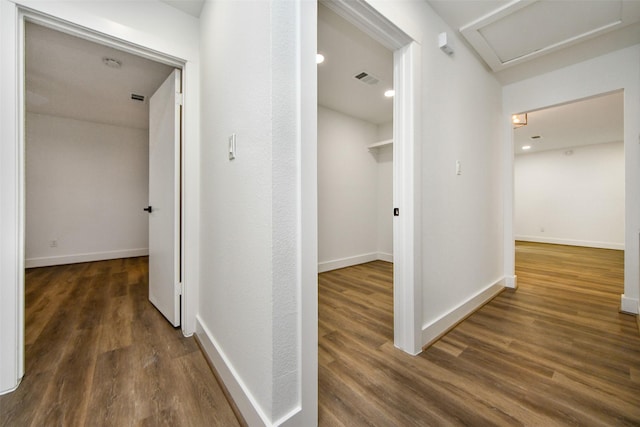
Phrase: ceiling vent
[
  {"left": 130, "top": 93, "right": 145, "bottom": 102},
  {"left": 354, "top": 71, "right": 380, "bottom": 85}
]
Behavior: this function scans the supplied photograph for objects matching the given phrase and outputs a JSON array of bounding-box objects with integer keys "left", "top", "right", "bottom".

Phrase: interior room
[
  {"left": 317, "top": 3, "right": 394, "bottom": 272},
  {"left": 513, "top": 91, "right": 625, "bottom": 251},
  {"left": 24, "top": 22, "right": 174, "bottom": 268}
]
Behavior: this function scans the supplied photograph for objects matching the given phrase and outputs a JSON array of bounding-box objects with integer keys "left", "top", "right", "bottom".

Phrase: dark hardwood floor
[
  {"left": 318, "top": 242, "right": 640, "bottom": 426},
  {"left": 4, "top": 244, "right": 639, "bottom": 426},
  {"left": 0, "top": 257, "right": 240, "bottom": 427}
]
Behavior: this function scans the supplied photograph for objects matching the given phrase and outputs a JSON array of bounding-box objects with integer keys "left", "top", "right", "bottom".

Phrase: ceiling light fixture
[
  {"left": 512, "top": 113, "right": 527, "bottom": 127},
  {"left": 316, "top": 53, "right": 325, "bottom": 64},
  {"left": 102, "top": 57, "right": 122, "bottom": 69},
  {"left": 384, "top": 89, "right": 395, "bottom": 98},
  {"left": 522, "top": 145, "right": 531, "bottom": 150}
]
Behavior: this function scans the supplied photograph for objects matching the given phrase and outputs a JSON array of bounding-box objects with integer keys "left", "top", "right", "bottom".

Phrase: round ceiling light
[
  {"left": 316, "top": 53, "right": 325, "bottom": 64},
  {"left": 102, "top": 57, "right": 122, "bottom": 69},
  {"left": 384, "top": 89, "right": 395, "bottom": 98}
]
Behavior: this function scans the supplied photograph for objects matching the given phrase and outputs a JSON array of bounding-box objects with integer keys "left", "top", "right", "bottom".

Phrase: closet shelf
[{"left": 367, "top": 139, "right": 393, "bottom": 150}]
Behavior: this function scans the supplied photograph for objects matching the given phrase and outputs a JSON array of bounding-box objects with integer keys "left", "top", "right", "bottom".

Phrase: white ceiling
[
  {"left": 159, "top": 0, "right": 204, "bottom": 18},
  {"left": 25, "top": 1, "right": 630, "bottom": 141},
  {"left": 25, "top": 22, "right": 175, "bottom": 130},
  {"left": 318, "top": 3, "right": 394, "bottom": 125},
  {"left": 428, "top": 0, "right": 640, "bottom": 84},
  {"left": 514, "top": 91, "right": 623, "bottom": 155}
]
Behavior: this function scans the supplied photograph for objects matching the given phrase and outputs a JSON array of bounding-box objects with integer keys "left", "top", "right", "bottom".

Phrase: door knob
[{"left": 143, "top": 206, "right": 153, "bottom": 213}]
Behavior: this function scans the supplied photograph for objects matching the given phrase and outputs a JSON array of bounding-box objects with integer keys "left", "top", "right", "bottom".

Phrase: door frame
[
  {"left": 502, "top": 49, "right": 640, "bottom": 315},
  {"left": 325, "top": 0, "right": 423, "bottom": 354},
  {"left": 0, "top": 4, "right": 192, "bottom": 394}
]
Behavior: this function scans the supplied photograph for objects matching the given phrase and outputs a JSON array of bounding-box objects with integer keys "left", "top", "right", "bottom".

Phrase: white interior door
[{"left": 148, "top": 69, "right": 181, "bottom": 327}]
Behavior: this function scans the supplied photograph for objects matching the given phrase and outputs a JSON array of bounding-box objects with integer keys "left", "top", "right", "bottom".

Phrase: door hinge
[
  {"left": 176, "top": 93, "right": 184, "bottom": 106},
  {"left": 176, "top": 282, "right": 183, "bottom": 295}
]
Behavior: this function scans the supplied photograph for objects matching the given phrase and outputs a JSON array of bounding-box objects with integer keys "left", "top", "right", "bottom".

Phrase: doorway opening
[
  {"left": 317, "top": 3, "right": 394, "bottom": 280},
  {"left": 317, "top": 0, "right": 421, "bottom": 355},
  {"left": 512, "top": 91, "right": 625, "bottom": 303},
  {"left": 17, "top": 12, "right": 187, "bottom": 384}
]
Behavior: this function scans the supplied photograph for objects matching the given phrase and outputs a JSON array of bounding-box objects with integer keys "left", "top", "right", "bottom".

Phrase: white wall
[
  {"left": 318, "top": 106, "right": 376, "bottom": 269},
  {"left": 199, "top": 1, "right": 274, "bottom": 422},
  {"left": 515, "top": 142, "right": 624, "bottom": 249},
  {"left": 376, "top": 121, "right": 393, "bottom": 259},
  {"left": 503, "top": 45, "right": 640, "bottom": 315},
  {"left": 1, "top": 0, "right": 201, "bottom": 395},
  {"left": 197, "top": 1, "right": 315, "bottom": 425},
  {"left": 317, "top": 107, "right": 393, "bottom": 271},
  {"left": 365, "top": 1, "right": 505, "bottom": 343},
  {"left": 25, "top": 113, "right": 149, "bottom": 267}
]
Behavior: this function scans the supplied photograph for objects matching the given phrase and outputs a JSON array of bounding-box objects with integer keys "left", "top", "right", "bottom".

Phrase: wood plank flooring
[
  {"left": 0, "top": 257, "right": 240, "bottom": 427},
  {"left": 318, "top": 242, "right": 640, "bottom": 426}
]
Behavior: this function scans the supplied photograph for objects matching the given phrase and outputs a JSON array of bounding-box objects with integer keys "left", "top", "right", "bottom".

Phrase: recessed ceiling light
[
  {"left": 522, "top": 145, "right": 531, "bottom": 150},
  {"left": 102, "top": 57, "right": 122, "bottom": 69},
  {"left": 384, "top": 89, "right": 395, "bottom": 98},
  {"left": 316, "top": 53, "right": 325, "bottom": 64}
]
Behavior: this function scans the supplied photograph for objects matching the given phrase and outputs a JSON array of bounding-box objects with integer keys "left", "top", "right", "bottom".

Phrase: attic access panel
[{"left": 460, "top": 0, "right": 640, "bottom": 71}]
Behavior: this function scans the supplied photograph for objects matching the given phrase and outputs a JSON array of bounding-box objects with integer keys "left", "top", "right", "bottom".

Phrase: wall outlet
[{"left": 50, "top": 239, "right": 57, "bottom": 248}]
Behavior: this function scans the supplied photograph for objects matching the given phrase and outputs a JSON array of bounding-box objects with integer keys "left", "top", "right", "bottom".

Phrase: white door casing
[
  {"left": 148, "top": 69, "right": 181, "bottom": 327},
  {"left": 1, "top": 2, "right": 199, "bottom": 395},
  {"left": 324, "top": 0, "right": 422, "bottom": 355}
]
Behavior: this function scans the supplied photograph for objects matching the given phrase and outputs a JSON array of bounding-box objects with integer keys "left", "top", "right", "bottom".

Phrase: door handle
[{"left": 144, "top": 206, "right": 153, "bottom": 213}]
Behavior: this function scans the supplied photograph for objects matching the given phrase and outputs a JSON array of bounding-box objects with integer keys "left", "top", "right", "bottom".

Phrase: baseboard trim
[
  {"left": 620, "top": 294, "right": 639, "bottom": 315},
  {"left": 505, "top": 275, "right": 517, "bottom": 289},
  {"left": 25, "top": 248, "right": 149, "bottom": 268},
  {"left": 318, "top": 252, "right": 393, "bottom": 273},
  {"left": 421, "top": 279, "right": 506, "bottom": 349},
  {"left": 377, "top": 252, "right": 393, "bottom": 263},
  {"left": 194, "top": 334, "right": 248, "bottom": 427},
  {"left": 515, "top": 236, "right": 623, "bottom": 250},
  {"left": 195, "top": 317, "right": 270, "bottom": 427},
  {"left": 0, "top": 377, "right": 21, "bottom": 396}
]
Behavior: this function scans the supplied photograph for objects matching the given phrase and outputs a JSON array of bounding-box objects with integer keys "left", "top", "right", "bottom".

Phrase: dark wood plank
[
  {"left": 0, "top": 257, "right": 240, "bottom": 427},
  {"left": 318, "top": 243, "right": 640, "bottom": 425}
]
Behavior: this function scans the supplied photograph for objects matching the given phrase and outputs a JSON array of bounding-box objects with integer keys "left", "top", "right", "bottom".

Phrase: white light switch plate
[{"left": 229, "top": 133, "right": 236, "bottom": 160}]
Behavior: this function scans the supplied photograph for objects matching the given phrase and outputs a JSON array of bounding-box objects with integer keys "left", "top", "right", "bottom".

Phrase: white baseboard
[
  {"left": 25, "top": 248, "right": 149, "bottom": 268},
  {"left": 318, "top": 252, "right": 393, "bottom": 273},
  {"left": 621, "top": 294, "right": 639, "bottom": 314},
  {"left": 0, "top": 377, "right": 21, "bottom": 396},
  {"left": 377, "top": 252, "right": 393, "bottom": 263},
  {"left": 195, "top": 317, "right": 270, "bottom": 427},
  {"left": 505, "top": 275, "right": 517, "bottom": 289},
  {"left": 421, "top": 279, "right": 505, "bottom": 347},
  {"left": 515, "top": 235, "right": 624, "bottom": 250}
]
